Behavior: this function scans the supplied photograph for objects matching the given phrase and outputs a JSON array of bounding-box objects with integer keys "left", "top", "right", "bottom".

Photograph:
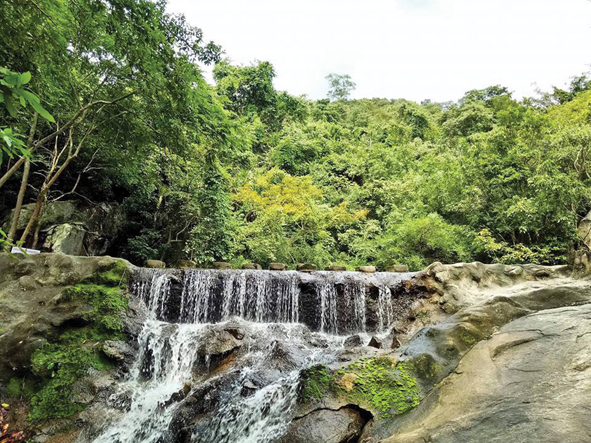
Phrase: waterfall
[
  {"left": 93, "top": 267, "right": 415, "bottom": 443},
  {"left": 317, "top": 282, "right": 338, "bottom": 334},
  {"left": 377, "top": 287, "right": 394, "bottom": 332},
  {"left": 197, "top": 372, "right": 301, "bottom": 443},
  {"left": 178, "top": 270, "right": 301, "bottom": 324}
]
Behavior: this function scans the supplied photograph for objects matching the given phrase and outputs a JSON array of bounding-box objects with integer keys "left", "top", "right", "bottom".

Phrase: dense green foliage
[{"left": 1, "top": 0, "right": 591, "bottom": 269}]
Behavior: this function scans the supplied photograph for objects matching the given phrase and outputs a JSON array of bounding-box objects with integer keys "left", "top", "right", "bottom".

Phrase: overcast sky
[{"left": 168, "top": 0, "right": 591, "bottom": 103}]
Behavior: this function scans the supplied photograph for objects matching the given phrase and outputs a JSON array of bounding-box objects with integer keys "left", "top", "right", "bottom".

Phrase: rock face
[
  {"left": 359, "top": 262, "right": 591, "bottom": 443},
  {"left": 383, "top": 304, "right": 591, "bottom": 443},
  {"left": 0, "top": 253, "right": 134, "bottom": 378},
  {"left": 44, "top": 223, "right": 86, "bottom": 256},
  {"left": 281, "top": 408, "right": 367, "bottom": 443},
  {"left": 2, "top": 200, "right": 126, "bottom": 256}
]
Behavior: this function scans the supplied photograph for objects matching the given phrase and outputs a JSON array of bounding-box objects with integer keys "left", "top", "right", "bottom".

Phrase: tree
[
  {"left": 0, "top": 0, "right": 230, "bottom": 250},
  {"left": 326, "top": 73, "right": 356, "bottom": 101}
]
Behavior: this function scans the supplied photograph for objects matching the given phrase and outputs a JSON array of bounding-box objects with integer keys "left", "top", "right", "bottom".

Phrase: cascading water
[{"left": 93, "top": 267, "right": 415, "bottom": 443}]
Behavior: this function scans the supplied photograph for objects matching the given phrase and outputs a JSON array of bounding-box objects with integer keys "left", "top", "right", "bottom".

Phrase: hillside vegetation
[{"left": 2, "top": 0, "right": 591, "bottom": 270}]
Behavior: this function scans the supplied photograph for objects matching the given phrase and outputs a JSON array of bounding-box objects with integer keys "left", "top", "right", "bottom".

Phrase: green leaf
[
  {"left": 4, "top": 74, "right": 18, "bottom": 87},
  {"left": 18, "top": 89, "right": 40, "bottom": 103},
  {"left": 20, "top": 72, "right": 31, "bottom": 85},
  {"left": 4, "top": 94, "right": 17, "bottom": 118},
  {"left": 20, "top": 90, "right": 54, "bottom": 122},
  {"left": 29, "top": 99, "right": 55, "bottom": 122}
]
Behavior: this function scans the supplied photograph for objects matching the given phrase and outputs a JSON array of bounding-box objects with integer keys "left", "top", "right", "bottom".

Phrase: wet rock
[
  {"left": 197, "top": 330, "right": 241, "bottom": 356},
  {"left": 356, "top": 266, "right": 376, "bottom": 273},
  {"left": 71, "top": 377, "right": 98, "bottom": 405},
  {"left": 146, "top": 259, "right": 166, "bottom": 269},
  {"left": 224, "top": 327, "right": 245, "bottom": 340},
  {"left": 296, "top": 263, "right": 317, "bottom": 272},
  {"left": 391, "top": 336, "right": 402, "bottom": 349},
  {"left": 241, "top": 380, "right": 258, "bottom": 397},
  {"left": 344, "top": 334, "right": 363, "bottom": 349},
  {"left": 242, "top": 263, "right": 262, "bottom": 270},
  {"left": 213, "top": 261, "right": 232, "bottom": 269},
  {"left": 387, "top": 265, "right": 410, "bottom": 273},
  {"left": 280, "top": 407, "right": 367, "bottom": 443},
  {"left": 383, "top": 303, "right": 591, "bottom": 443},
  {"left": 269, "top": 262, "right": 287, "bottom": 271},
  {"left": 325, "top": 265, "right": 347, "bottom": 271},
  {"left": 263, "top": 340, "right": 304, "bottom": 375},
  {"left": 102, "top": 340, "right": 133, "bottom": 362},
  {"left": 368, "top": 336, "right": 383, "bottom": 349}
]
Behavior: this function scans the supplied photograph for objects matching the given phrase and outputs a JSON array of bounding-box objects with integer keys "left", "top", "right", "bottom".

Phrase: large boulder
[
  {"left": 44, "top": 223, "right": 86, "bottom": 256},
  {"left": 382, "top": 303, "right": 591, "bottom": 443},
  {"left": 0, "top": 253, "right": 133, "bottom": 379},
  {"left": 2, "top": 200, "right": 126, "bottom": 256},
  {"left": 280, "top": 408, "right": 367, "bottom": 443}
]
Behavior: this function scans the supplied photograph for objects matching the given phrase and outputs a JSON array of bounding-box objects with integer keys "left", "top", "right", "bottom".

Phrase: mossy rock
[
  {"left": 21, "top": 261, "right": 130, "bottom": 422},
  {"left": 301, "top": 357, "right": 421, "bottom": 419}
]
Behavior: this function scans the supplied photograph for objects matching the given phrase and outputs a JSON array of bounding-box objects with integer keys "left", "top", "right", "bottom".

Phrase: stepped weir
[
  {"left": 133, "top": 268, "right": 417, "bottom": 334},
  {"left": 93, "top": 267, "right": 421, "bottom": 443}
]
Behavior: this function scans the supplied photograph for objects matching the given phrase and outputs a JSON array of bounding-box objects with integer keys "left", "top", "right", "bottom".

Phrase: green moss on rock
[
  {"left": 26, "top": 261, "right": 129, "bottom": 422},
  {"left": 301, "top": 365, "right": 335, "bottom": 401},
  {"left": 347, "top": 357, "right": 420, "bottom": 417},
  {"left": 301, "top": 357, "right": 422, "bottom": 419},
  {"left": 459, "top": 330, "right": 477, "bottom": 345}
]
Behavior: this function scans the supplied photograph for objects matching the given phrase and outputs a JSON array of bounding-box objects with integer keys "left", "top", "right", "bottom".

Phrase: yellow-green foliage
[
  {"left": 233, "top": 168, "right": 367, "bottom": 267},
  {"left": 547, "top": 90, "right": 591, "bottom": 126},
  {"left": 26, "top": 261, "right": 129, "bottom": 422}
]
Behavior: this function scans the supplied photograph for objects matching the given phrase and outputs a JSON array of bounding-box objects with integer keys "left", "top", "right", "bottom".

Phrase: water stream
[{"left": 93, "top": 268, "right": 414, "bottom": 443}]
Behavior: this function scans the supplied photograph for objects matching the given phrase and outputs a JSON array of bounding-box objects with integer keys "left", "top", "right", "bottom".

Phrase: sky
[{"left": 168, "top": 0, "right": 591, "bottom": 103}]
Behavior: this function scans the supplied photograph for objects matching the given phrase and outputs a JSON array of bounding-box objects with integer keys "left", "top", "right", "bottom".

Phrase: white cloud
[{"left": 168, "top": 0, "right": 591, "bottom": 102}]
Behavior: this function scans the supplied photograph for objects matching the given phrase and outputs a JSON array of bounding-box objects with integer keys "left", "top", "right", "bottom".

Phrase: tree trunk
[
  {"left": 7, "top": 159, "right": 31, "bottom": 241},
  {"left": 19, "top": 192, "right": 45, "bottom": 246},
  {"left": 7, "top": 115, "right": 38, "bottom": 242}
]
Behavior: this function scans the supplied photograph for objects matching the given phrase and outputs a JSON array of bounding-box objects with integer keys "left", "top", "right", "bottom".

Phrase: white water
[
  {"left": 94, "top": 320, "right": 206, "bottom": 443},
  {"left": 94, "top": 268, "right": 412, "bottom": 443}
]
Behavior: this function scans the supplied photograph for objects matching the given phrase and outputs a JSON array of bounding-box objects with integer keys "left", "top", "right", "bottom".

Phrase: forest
[{"left": 2, "top": 0, "right": 591, "bottom": 271}]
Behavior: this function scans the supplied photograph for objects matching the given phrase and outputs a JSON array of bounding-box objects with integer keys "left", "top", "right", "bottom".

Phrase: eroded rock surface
[
  {"left": 281, "top": 407, "right": 368, "bottom": 443},
  {"left": 382, "top": 303, "right": 591, "bottom": 443},
  {"left": 358, "top": 262, "right": 591, "bottom": 443}
]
